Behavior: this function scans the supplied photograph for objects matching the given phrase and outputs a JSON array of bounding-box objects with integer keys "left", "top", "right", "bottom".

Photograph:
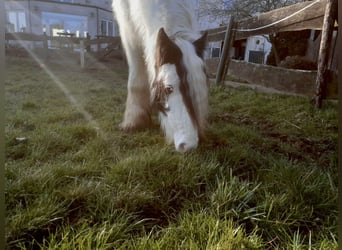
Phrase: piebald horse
[{"left": 113, "top": 0, "right": 209, "bottom": 153}]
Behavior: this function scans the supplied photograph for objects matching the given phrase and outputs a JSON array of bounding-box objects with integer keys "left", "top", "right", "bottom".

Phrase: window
[
  {"left": 6, "top": 11, "right": 26, "bottom": 32},
  {"left": 248, "top": 51, "right": 264, "bottom": 64},
  {"left": 42, "top": 12, "right": 88, "bottom": 36},
  {"left": 47, "top": 0, "right": 74, "bottom": 3},
  {"left": 100, "top": 20, "right": 114, "bottom": 36},
  {"left": 108, "top": 21, "right": 113, "bottom": 36},
  {"left": 101, "top": 20, "right": 107, "bottom": 36},
  {"left": 211, "top": 48, "right": 221, "bottom": 58}
]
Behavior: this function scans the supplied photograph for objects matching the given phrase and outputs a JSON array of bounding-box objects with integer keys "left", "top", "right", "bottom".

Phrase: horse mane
[{"left": 174, "top": 38, "right": 209, "bottom": 138}]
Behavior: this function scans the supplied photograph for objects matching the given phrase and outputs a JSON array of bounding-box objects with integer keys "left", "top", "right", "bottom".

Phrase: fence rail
[
  {"left": 5, "top": 32, "right": 121, "bottom": 46},
  {"left": 5, "top": 32, "right": 122, "bottom": 67},
  {"left": 205, "top": 0, "right": 328, "bottom": 42}
]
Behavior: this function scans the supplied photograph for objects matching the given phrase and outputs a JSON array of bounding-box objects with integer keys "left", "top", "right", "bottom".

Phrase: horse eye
[{"left": 165, "top": 85, "right": 173, "bottom": 95}]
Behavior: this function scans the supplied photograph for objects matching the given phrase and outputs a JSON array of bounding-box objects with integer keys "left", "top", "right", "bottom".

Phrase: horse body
[{"left": 113, "top": 0, "right": 209, "bottom": 153}]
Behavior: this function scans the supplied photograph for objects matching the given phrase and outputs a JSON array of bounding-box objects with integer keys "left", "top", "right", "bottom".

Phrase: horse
[{"left": 113, "top": 0, "right": 209, "bottom": 153}]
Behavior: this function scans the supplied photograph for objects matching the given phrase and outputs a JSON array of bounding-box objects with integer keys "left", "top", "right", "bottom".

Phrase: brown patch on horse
[
  {"left": 176, "top": 61, "right": 199, "bottom": 132},
  {"left": 152, "top": 28, "right": 182, "bottom": 114},
  {"left": 151, "top": 78, "right": 172, "bottom": 115}
]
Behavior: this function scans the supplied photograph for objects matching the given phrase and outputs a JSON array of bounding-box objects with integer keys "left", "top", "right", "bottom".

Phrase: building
[
  {"left": 195, "top": 0, "right": 272, "bottom": 63},
  {"left": 5, "top": 0, "right": 118, "bottom": 39},
  {"left": 242, "top": 35, "right": 272, "bottom": 64}
]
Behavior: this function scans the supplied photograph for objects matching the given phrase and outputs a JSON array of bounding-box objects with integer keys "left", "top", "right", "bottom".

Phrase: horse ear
[
  {"left": 156, "top": 28, "right": 182, "bottom": 65},
  {"left": 193, "top": 31, "right": 207, "bottom": 58}
]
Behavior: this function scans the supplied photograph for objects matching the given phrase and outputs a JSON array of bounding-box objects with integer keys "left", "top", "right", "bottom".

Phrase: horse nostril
[
  {"left": 174, "top": 135, "right": 198, "bottom": 153},
  {"left": 177, "top": 143, "right": 187, "bottom": 153},
  {"left": 177, "top": 142, "right": 196, "bottom": 154}
]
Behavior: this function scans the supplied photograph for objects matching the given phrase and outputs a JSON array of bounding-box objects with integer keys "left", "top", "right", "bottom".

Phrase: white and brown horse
[{"left": 113, "top": 0, "right": 209, "bottom": 153}]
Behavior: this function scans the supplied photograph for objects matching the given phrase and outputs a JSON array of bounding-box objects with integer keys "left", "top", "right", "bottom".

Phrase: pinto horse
[{"left": 113, "top": 0, "right": 209, "bottom": 153}]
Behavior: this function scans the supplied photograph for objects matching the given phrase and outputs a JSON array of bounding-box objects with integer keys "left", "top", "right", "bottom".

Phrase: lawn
[{"left": 5, "top": 55, "right": 337, "bottom": 249}]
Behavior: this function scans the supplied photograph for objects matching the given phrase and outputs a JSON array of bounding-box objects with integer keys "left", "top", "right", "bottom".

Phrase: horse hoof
[
  {"left": 119, "top": 122, "right": 148, "bottom": 132},
  {"left": 119, "top": 123, "right": 135, "bottom": 132}
]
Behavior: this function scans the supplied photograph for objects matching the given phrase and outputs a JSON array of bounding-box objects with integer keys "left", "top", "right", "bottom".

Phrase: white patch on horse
[{"left": 156, "top": 64, "right": 199, "bottom": 153}]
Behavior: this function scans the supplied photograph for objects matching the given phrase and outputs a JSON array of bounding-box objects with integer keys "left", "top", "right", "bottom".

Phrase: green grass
[{"left": 5, "top": 56, "right": 337, "bottom": 249}]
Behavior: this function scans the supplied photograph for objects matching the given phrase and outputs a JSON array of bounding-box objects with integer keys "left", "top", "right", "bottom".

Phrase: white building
[
  {"left": 5, "top": 0, "right": 118, "bottom": 39},
  {"left": 243, "top": 35, "right": 272, "bottom": 64}
]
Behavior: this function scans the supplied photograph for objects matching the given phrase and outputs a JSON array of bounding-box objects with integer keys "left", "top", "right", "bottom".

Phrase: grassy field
[{"left": 5, "top": 55, "right": 337, "bottom": 249}]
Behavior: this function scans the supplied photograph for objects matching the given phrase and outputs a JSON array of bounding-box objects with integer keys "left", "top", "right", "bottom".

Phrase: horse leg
[
  {"left": 113, "top": 1, "right": 151, "bottom": 131},
  {"left": 120, "top": 45, "right": 151, "bottom": 131}
]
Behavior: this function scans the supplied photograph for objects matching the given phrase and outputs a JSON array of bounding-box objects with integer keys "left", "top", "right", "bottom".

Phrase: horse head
[{"left": 152, "top": 28, "right": 209, "bottom": 153}]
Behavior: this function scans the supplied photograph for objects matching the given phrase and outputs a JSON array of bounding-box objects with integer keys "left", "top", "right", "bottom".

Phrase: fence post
[
  {"left": 215, "top": 16, "right": 236, "bottom": 85},
  {"left": 314, "top": 0, "right": 337, "bottom": 108},
  {"left": 86, "top": 33, "right": 91, "bottom": 52},
  {"left": 43, "top": 32, "right": 48, "bottom": 62},
  {"left": 80, "top": 39, "right": 85, "bottom": 68},
  {"left": 119, "top": 42, "right": 127, "bottom": 66}
]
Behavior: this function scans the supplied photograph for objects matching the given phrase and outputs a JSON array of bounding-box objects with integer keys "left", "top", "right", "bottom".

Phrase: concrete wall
[
  {"left": 228, "top": 60, "right": 317, "bottom": 96},
  {"left": 205, "top": 59, "right": 337, "bottom": 98}
]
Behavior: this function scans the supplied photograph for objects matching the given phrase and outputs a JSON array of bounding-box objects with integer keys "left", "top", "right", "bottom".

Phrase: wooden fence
[
  {"left": 205, "top": 0, "right": 337, "bottom": 107},
  {"left": 206, "top": 0, "right": 328, "bottom": 42},
  {"left": 5, "top": 32, "right": 122, "bottom": 67}
]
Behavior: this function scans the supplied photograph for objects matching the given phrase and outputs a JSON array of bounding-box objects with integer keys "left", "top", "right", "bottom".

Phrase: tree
[{"left": 198, "top": 0, "right": 305, "bottom": 21}]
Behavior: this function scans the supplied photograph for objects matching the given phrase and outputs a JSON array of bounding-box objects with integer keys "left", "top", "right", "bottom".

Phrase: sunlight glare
[{"left": 12, "top": 36, "right": 106, "bottom": 139}]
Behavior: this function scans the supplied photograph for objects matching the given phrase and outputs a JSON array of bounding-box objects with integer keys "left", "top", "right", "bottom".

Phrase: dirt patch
[
  {"left": 212, "top": 113, "right": 336, "bottom": 168},
  {"left": 223, "top": 80, "right": 299, "bottom": 96}
]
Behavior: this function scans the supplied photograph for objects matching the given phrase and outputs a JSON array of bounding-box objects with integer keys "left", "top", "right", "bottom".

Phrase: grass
[{"left": 5, "top": 55, "right": 337, "bottom": 249}]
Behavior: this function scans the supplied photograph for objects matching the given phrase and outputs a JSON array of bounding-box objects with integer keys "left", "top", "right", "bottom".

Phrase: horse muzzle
[{"left": 174, "top": 132, "right": 198, "bottom": 153}]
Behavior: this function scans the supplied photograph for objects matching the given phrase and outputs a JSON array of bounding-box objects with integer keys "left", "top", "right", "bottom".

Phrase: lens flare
[{"left": 10, "top": 34, "right": 106, "bottom": 138}]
